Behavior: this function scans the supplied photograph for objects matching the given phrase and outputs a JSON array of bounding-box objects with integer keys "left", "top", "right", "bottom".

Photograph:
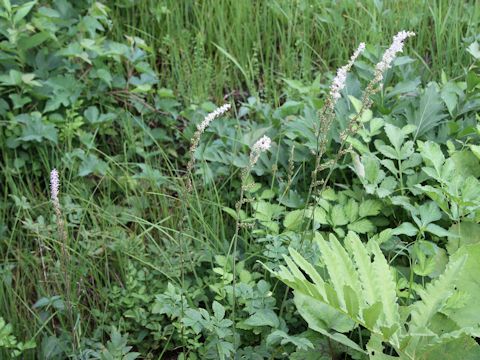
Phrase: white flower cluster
[
  {"left": 50, "top": 168, "right": 60, "bottom": 204},
  {"left": 197, "top": 103, "right": 232, "bottom": 132},
  {"left": 330, "top": 42, "right": 366, "bottom": 101},
  {"left": 250, "top": 135, "right": 271, "bottom": 166},
  {"left": 375, "top": 30, "right": 415, "bottom": 79},
  {"left": 252, "top": 135, "right": 271, "bottom": 153}
]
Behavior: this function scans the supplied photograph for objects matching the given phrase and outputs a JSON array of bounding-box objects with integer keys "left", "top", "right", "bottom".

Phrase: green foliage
[
  {"left": 0, "top": 317, "right": 35, "bottom": 358},
  {"left": 1, "top": 1, "right": 480, "bottom": 359},
  {"left": 271, "top": 232, "right": 480, "bottom": 358}
]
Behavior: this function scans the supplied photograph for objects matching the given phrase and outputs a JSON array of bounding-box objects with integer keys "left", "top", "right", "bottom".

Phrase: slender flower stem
[
  {"left": 179, "top": 104, "right": 231, "bottom": 355},
  {"left": 50, "top": 169, "right": 76, "bottom": 348},
  {"left": 231, "top": 135, "right": 271, "bottom": 351}
]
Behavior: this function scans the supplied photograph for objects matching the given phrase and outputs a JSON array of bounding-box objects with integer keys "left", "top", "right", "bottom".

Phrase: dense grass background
[{"left": 109, "top": 0, "right": 479, "bottom": 102}]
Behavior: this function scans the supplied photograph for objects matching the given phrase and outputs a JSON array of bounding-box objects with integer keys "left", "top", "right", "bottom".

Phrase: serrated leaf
[
  {"left": 345, "top": 232, "right": 377, "bottom": 306},
  {"left": 442, "top": 244, "right": 480, "bottom": 329},
  {"left": 348, "top": 219, "right": 375, "bottom": 234},
  {"left": 392, "top": 222, "right": 418, "bottom": 236},
  {"left": 447, "top": 222, "right": 480, "bottom": 254},
  {"left": 359, "top": 200, "right": 382, "bottom": 218},
  {"left": 384, "top": 123, "right": 404, "bottom": 151},
  {"left": 425, "top": 223, "right": 453, "bottom": 238},
  {"left": 331, "top": 204, "right": 348, "bottom": 226},
  {"left": 420, "top": 141, "right": 445, "bottom": 174},
  {"left": 284, "top": 210, "right": 304, "bottom": 230},
  {"left": 293, "top": 292, "right": 363, "bottom": 353},
  {"left": 212, "top": 301, "right": 225, "bottom": 320},
  {"left": 412, "top": 83, "right": 447, "bottom": 140},
  {"left": 344, "top": 198, "right": 359, "bottom": 222},
  {"left": 13, "top": 1, "right": 36, "bottom": 24},
  {"left": 364, "top": 302, "right": 383, "bottom": 330},
  {"left": 289, "top": 248, "right": 327, "bottom": 300},
  {"left": 243, "top": 309, "right": 279, "bottom": 328},
  {"left": 317, "top": 235, "right": 363, "bottom": 310},
  {"left": 371, "top": 243, "right": 399, "bottom": 330},
  {"left": 78, "top": 154, "right": 108, "bottom": 177},
  {"left": 409, "top": 254, "right": 466, "bottom": 331}
]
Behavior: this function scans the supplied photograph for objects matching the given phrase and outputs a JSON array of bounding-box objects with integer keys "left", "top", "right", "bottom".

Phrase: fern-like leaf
[
  {"left": 410, "top": 254, "right": 467, "bottom": 331},
  {"left": 316, "top": 234, "right": 363, "bottom": 312},
  {"left": 371, "top": 242, "right": 401, "bottom": 345},
  {"left": 346, "top": 231, "right": 377, "bottom": 307}
]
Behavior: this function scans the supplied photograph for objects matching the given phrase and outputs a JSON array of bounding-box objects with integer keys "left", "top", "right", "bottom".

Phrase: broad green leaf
[
  {"left": 359, "top": 199, "right": 382, "bottom": 217},
  {"left": 18, "top": 31, "right": 49, "bottom": 51},
  {"left": 343, "top": 285, "right": 360, "bottom": 319},
  {"left": 442, "top": 244, "right": 480, "bottom": 328},
  {"left": 13, "top": 1, "right": 36, "bottom": 24},
  {"left": 467, "top": 41, "right": 480, "bottom": 60},
  {"left": 344, "top": 198, "right": 359, "bottom": 222},
  {"left": 366, "top": 333, "right": 399, "bottom": 359},
  {"left": 243, "top": 309, "right": 279, "bottom": 328},
  {"left": 284, "top": 210, "right": 304, "bottom": 230},
  {"left": 371, "top": 243, "right": 399, "bottom": 330},
  {"left": 425, "top": 223, "right": 453, "bottom": 238},
  {"left": 376, "top": 143, "right": 398, "bottom": 160},
  {"left": 420, "top": 141, "right": 444, "bottom": 174},
  {"left": 412, "top": 83, "right": 447, "bottom": 140},
  {"left": 345, "top": 232, "right": 377, "bottom": 306},
  {"left": 409, "top": 254, "right": 466, "bottom": 331},
  {"left": 418, "top": 202, "right": 442, "bottom": 226},
  {"left": 363, "top": 302, "right": 383, "bottom": 330},
  {"left": 347, "top": 219, "right": 375, "bottom": 234},
  {"left": 331, "top": 204, "right": 348, "bottom": 226},
  {"left": 212, "top": 301, "right": 225, "bottom": 320},
  {"left": 17, "top": 113, "right": 57, "bottom": 144},
  {"left": 306, "top": 206, "right": 328, "bottom": 225},
  {"left": 392, "top": 222, "right": 418, "bottom": 236},
  {"left": 451, "top": 150, "right": 480, "bottom": 178},
  {"left": 384, "top": 123, "right": 404, "bottom": 151},
  {"left": 420, "top": 335, "right": 480, "bottom": 360},
  {"left": 386, "top": 78, "right": 421, "bottom": 99},
  {"left": 447, "top": 222, "right": 480, "bottom": 254},
  {"left": 293, "top": 292, "right": 355, "bottom": 333},
  {"left": 293, "top": 292, "right": 364, "bottom": 354},
  {"left": 470, "top": 145, "right": 480, "bottom": 160},
  {"left": 78, "top": 154, "right": 109, "bottom": 177}
]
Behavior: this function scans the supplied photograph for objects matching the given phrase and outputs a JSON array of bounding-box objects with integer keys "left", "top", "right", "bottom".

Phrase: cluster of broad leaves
[
  {"left": 2, "top": 0, "right": 480, "bottom": 359},
  {"left": 200, "top": 41, "right": 480, "bottom": 358},
  {"left": 0, "top": 0, "right": 195, "bottom": 182}
]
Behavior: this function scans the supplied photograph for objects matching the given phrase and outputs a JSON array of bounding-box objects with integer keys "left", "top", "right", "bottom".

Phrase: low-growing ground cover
[{"left": 1, "top": 1, "right": 480, "bottom": 359}]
